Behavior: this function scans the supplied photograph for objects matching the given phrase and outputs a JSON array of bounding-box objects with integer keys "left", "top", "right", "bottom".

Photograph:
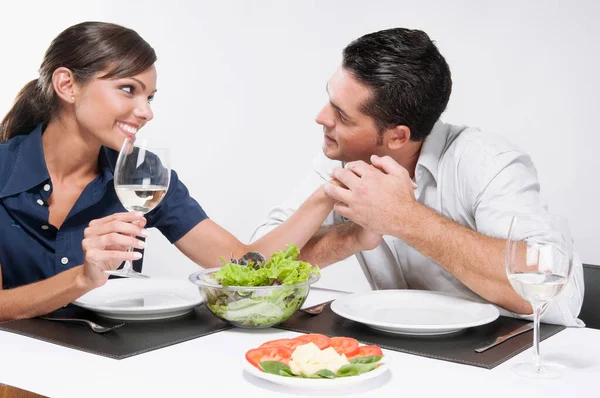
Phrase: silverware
[
  {"left": 40, "top": 317, "right": 125, "bottom": 334},
  {"left": 474, "top": 322, "right": 534, "bottom": 353},
  {"left": 300, "top": 300, "right": 334, "bottom": 315}
]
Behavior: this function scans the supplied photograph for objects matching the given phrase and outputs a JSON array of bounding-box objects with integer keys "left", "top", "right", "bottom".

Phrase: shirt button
[
  {"left": 41, "top": 225, "right": 49, "bottom": 230},
  {"left": 61, "top": 257, "right": 69, "bottom": 265},
  {"left": 36, "top": 199, "right": 44, "bottom": 206},
  {"left": 43, "top": 184, "right": 51, "bottom": 192}
]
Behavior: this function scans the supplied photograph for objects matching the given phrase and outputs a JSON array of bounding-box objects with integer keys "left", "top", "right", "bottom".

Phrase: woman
[{"left": 0, "top": 21, "right": 333, "bottom": 320}]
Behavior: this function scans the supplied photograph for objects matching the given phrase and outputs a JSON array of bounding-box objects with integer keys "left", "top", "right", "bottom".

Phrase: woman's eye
[
  {"left": 147, "top": 95, "right": 154, "bottom": 103},
  {"left": 120, "top": 85, "right": 134, "bottom": 94}
]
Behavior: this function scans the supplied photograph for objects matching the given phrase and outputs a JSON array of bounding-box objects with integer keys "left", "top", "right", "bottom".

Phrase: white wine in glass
[
  {"left": 505, "top": 213, "right": 573, "bottom": 379},
  {"left": 106, "top": 138, "right": 170, "bottom": 278}
]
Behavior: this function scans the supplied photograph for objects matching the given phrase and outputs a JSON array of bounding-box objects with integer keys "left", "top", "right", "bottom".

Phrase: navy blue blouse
[{"left": 0, "top": 125, "right": 208, "bottom": 289}]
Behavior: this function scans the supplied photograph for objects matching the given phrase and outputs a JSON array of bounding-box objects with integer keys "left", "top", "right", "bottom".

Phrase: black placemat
[
  {"left": 275, "top": 303, "right": 565, "bottom": 369},
  {"left": 0, "top": 304, "right": 232, "bottom": 360}
]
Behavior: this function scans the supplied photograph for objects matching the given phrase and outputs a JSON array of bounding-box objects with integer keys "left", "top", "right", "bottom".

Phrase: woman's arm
[
  {"left": 175, "top": 185, "right": 334, "bottom": 267},
  {"left": 0, "top": 264, "right": 92, "bottom": 320},
  {"left": 0, "top": 212, "right": 146, "bottom": 321}
]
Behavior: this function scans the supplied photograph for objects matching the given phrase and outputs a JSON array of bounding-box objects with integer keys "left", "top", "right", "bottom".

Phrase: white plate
[
  {"left": 242, "top": 356, "right": 388, "bottom": 390},
  {"left": 72, "top": 278, "right": 203, "bottom": 320},
  {"left": 330, "top": 290, "right": 499, "bottom": 336}
]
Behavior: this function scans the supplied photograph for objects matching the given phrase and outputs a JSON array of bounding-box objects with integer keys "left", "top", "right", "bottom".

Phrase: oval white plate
[
  {"left": 331, "top": 290, "right": 499, "bottom": 335},
  {"left": 72, "top": 278, "right": 203, "bottom": 320},
  {"left": 242, "top": 357, "right": 388, "bottom": 390}
]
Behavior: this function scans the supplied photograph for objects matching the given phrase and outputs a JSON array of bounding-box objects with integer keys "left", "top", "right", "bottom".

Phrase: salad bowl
[{"left": 189, "top": 268, "right": 319, "bottom": 328}]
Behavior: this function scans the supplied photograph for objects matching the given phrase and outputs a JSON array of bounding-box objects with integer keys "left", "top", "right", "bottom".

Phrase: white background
[{"left": 1, "top": 1, "right": 598, "bottom": 291}]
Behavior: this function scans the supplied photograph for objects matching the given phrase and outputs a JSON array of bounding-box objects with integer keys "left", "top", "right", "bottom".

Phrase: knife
[{"left": 474, "top": 322, "right": 534, "bottom": 353}]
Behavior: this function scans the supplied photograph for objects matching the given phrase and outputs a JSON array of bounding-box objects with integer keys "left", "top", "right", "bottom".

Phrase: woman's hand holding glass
[
  {"left": 80, "top": 212, "right": 148, "bottom": 288},
  {"left": 106, "top": 137, "right": 170, "bottom": 278}
]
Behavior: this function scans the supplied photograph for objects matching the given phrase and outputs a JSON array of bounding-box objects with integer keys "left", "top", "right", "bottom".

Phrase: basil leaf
[
  {"left": 313, "top": 369, "right": 337, "bottom": 379},
  {"left": 336, "top": 362, "right": 379, "bottom": 377},
  {"left": 349, "top": 355, "right": 383, "bottom": 365},
  {"left": 260, "top": 361, "right": 294, "bottom": 377}
]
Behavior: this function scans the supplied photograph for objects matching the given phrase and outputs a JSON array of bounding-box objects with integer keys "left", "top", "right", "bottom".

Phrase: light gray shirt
[{"left": 250, "top": 121, "right": 584, "bottom": 327}]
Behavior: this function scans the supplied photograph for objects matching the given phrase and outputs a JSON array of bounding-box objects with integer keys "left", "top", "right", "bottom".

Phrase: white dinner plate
[
  {"left": 72, "top": 278, "right": 203, "bottom": 320},
  {"left": 242, "top": 356, "right": 388, "bottom": 390},
  {"left": 330, "top": 290, "right": 499, "bottom": 336}
]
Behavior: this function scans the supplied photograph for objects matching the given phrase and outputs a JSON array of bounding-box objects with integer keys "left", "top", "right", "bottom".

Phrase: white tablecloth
[{"left": 0, "top": 288, "right": 597, "bottom": 398}]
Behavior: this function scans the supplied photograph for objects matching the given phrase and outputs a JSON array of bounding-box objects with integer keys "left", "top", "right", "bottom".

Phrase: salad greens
[
  {"left": 213, "top": 244, "right": 320, "bottom": 287},
  {"left": 204, "top": 244, "right": 320, "bottom": 327},
  {"left": 259, "top": 356, "right": 384, "bottom": 379}
]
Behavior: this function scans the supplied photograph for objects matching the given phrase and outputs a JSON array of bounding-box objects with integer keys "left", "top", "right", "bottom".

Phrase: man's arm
[
  {"left": 297, "top": 223, "right": 381, "bottom": 267},
  {"left": 392, "top": 202, "right": 531, "bottom": 313},
  {"left": 325, "top": 154, "right": 535, "bottom": 314}
]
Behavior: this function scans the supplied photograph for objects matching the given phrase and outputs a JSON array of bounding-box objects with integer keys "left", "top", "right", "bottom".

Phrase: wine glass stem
[
  {"left": 532, "top": 302, "right": 543, "bottom": 371},
  {"left": 123, "top": 246, "right": 134, "bottom": 272}
]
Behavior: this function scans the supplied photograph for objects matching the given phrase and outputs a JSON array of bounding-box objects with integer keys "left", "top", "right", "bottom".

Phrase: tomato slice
[
  {"left": 245, "top": 346, "right": 293, "bottom": 370},
  {"left": 292, "top": 333, "right": 331, "bottom": 349},
  {"left": 329, "top": 337, "right": 360, "bottom": 357},
  {"left": 259, "top": 338, "right": 305, "bottom": 351},
  {"left": 347, "top": 345, "right": 383, "bottom": 359}
]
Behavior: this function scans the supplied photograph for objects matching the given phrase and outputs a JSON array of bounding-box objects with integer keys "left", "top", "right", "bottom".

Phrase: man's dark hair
[{"left": 342, "top": 27, "right": 452, "bottom": 143}]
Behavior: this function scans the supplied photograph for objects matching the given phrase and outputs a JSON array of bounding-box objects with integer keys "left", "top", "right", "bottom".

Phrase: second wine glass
[
  {"left": 505, "top": 213, "right": 573, "bottom": 379},
  {"left": 106, "top": 137, "right": 170, "bottom": 279}
]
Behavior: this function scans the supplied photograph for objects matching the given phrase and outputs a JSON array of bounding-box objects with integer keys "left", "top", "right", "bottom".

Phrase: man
[{"left": 251, "top": 28, "right": 583, "bottom": 326}]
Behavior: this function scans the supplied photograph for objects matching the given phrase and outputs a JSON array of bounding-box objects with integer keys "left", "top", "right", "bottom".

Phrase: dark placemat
[
  {"left": 275, "top": 304, "right": 565, "bottom": 369},
  {"left": 0, "top": 304, "right": 232, "bottom": 360}
]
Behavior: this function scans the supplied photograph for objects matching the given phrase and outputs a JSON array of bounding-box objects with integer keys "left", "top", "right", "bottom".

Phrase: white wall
[{"left": 1, "top": 1, "right": 598, "bottom": 290}]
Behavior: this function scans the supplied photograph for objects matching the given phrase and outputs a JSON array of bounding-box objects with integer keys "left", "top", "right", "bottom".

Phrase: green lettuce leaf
[{"left": 213, "top": 244, "right": 320, "bottom": 287}]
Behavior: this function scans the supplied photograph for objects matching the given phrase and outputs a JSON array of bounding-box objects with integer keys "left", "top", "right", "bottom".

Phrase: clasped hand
[{"left": 323, "top": 155, "right": 418, "bottom": 238}]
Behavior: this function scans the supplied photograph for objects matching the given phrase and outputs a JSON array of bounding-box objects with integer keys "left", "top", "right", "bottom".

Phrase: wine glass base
[
  {"left": 511, "top": 362, "right": 562, "bottom": 379},
  {"left": 105, "top": 269, "right": 151, "bottom": 279}
]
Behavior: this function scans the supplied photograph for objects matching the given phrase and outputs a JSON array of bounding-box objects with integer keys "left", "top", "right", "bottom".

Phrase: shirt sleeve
[
  {"left": 461, "top": 144, "right": 584, "bottom": 326},
  {"left": 249, "top": 152, "right": 341, "bottom": 242},
  {"left": 145, "top": 170, "right": 209, "bottom": 243}
]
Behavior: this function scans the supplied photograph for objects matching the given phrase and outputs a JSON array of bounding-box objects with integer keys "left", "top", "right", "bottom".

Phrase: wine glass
[
  {"left": 105, "top": 137, "right": 170, "bottom": 278},
  {"left": 505, "top": 213, "right": 573, "bottom": 379}
]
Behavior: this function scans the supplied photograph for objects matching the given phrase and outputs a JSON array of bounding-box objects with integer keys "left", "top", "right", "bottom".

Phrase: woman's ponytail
[{"left": 0, "top": 78, "right": 55, "bottom": 143}]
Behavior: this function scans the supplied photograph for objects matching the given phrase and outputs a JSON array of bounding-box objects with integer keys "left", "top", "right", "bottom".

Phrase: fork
[
  {"left": 40, "top": 317, "right": 125, "bottom": 334},
  {"left": 300, "top": 300, "right": 335, "bottom": 315}
]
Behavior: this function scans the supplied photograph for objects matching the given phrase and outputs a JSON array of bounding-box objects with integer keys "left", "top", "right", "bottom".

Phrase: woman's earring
[{"left": 70, "top": 96, "right": 75, "bottom": 102}]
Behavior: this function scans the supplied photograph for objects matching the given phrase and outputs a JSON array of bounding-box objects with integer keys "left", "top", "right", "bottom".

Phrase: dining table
[{"left": 0, "top": 286, "right": 597, "bottom": 398}]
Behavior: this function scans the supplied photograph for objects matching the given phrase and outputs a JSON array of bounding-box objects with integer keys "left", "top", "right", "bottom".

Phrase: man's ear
[
  {"left": 384, "top": 125, "right": 411, "bottom": 150},
  {"left": 52, "top": 67, "right": 78, "bottom": 104}
]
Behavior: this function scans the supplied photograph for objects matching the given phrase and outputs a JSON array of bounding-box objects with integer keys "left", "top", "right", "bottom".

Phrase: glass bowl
[{"left": 189, "top": 268, "right": 319, "bottom": 328}]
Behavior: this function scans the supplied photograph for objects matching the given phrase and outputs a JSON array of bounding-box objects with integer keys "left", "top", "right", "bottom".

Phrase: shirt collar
[
  {"left": 0, "top": 125, "right": 50, "bottom": 199},
  {"left": 415, "top": 120, "right": 449, "bottom": 184},
  {"left": 0, "top": 124, "right": 118, "bottom": 199}
]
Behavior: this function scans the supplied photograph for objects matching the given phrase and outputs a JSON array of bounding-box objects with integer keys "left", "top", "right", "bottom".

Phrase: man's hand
[
  {"left": 324, "top": 155, "right": 418, "bottom": 236},
  {"left": 352, "top": 222, "right": 383, "bottom": 251}
]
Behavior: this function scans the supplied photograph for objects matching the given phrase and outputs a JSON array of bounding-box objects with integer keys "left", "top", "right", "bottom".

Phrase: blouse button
[
  {"left": 41, "top": 225, "right": 49, "bottom": 230},
  {"left": 61, "top": 257, "right": 69, "bottom": 265},
  {"left": 36, "top": 199, "right": 44, "bottom": 206},
  {"left": 43, "top": 184, "right": 51, "bottom": 192}
]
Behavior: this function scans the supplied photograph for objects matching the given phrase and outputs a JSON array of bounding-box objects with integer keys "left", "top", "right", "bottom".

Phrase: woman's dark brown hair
[{"left": 0, "top": 21, "right": 157, "bottom": 142}]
